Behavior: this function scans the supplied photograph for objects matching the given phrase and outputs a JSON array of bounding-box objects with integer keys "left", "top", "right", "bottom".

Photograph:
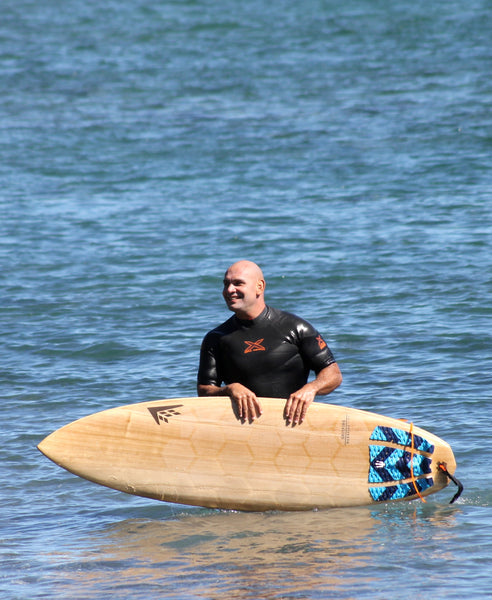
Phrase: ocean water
[{"left": 1, "top": 0, "right": 491, "bottom": 598}]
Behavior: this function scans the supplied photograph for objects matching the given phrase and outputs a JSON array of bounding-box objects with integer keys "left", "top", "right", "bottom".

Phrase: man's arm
[
  {"left": 284, "top": 362, "right": 342, "bottom": 425},
  {"left": 197, "top": 383, "right": 263, "bottom": 422}
]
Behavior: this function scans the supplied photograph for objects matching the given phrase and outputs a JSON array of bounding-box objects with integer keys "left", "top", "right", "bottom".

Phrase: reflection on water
[
  {"left": 45, "top": 504, "right": 460, "bottom": 599},
  {"left": 103, "top": 509, "right": 377, "bottom": 598}
]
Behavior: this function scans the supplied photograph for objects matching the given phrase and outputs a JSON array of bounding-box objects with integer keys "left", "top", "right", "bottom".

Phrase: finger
[
  {"left": 239, "top": 397, "right": 248, "bottom": 420},
  {"left": 250, "top": 397, "right": 263, "bottom": 421},
  {"left": 284, "top": 397, "right": 294, "bottom": 421},
  {"left": 287, "top": 399, "right": 299, "bottom": 424},
  {"left": 247, "top": 398, "right": 257, "bottom": 420},
  {"left": 253, "top": 397, "right": 263, "bottom": 419},
  {"left": 293, "top": 399, "right": 307, "bottom": 425}
]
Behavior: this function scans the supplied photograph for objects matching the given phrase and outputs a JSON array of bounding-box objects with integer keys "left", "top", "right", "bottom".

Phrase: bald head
[
  {"left": 222, "top": 261, "right": 266, "bottom": 319},
  {"left": 227, "top": 260, "right": 264, "bottom": 280}
]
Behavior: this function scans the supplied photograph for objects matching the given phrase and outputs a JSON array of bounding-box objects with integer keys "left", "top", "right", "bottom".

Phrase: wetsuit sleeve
[
  {"left": 296, "top": 320, "right": 336, "bottom": 374},
  {"left": 197, "top": 332, "right": 222, "bottom": 387}
]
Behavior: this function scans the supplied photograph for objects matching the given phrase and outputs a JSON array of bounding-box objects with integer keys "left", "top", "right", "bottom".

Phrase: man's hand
[
  {"left": 284, "top": 384, "right": 317, "bottom": 425},
  {"left": 197, "top": 382, "right": 262, "bottom": 422},
  {"left": 225, "top": 383, "right": 263, "bottom": 422},
  {"left": 285, "top": 363, "right": 343, "bottom": 425}
]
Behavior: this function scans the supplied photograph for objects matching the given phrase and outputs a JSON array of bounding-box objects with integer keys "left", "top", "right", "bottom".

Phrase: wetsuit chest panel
[
  {"left": 198, "top": 306, "right": 335, "bottom": 399},
  {"left": 215, "top": 309, "right": 311, "bottom": 397},
  {"left": 219, "top": 324, "right": 304, "bottom": 379}
]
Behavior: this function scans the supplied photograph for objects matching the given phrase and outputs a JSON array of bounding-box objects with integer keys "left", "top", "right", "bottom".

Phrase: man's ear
[{"left": 256, "top": 278, "right": 266, "bottom": 294}]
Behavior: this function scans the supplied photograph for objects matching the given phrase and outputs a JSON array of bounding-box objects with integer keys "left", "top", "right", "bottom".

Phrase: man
[{"left": 197, "top": 260, "right": 342, "bottom": 424}]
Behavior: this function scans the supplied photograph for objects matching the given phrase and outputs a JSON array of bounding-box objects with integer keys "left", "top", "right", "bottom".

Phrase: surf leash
[
  {"left": 437, "top": 462, "right": 464, "bottom": 504},
  {"left": 409, "top": 422, "right": 427, "bottom": 502},
  {"left": 409, "top": 422, "right": 464, "bottom": 504}
]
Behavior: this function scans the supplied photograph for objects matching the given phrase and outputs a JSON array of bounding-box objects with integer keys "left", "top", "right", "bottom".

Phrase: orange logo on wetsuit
[
  {"left": 316, "top": 335, "right": 327, "bottom": 350},
  {"left": 244, "top": 338, "right": 266, "bottom": 353}
]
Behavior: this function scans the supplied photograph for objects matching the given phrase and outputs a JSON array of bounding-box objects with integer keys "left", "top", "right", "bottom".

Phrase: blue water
[{"left": 1, "top": 0, "right": 491, "bottom": 598}]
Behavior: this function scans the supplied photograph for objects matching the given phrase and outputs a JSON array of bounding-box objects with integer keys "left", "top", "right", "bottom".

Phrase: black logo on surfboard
[{"left": 148, "top": 404, "right": 183, "bottom": 425}]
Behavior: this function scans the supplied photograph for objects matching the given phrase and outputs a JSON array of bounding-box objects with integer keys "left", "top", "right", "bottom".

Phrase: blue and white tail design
[{"left": 368, "top": 425, "right": 435, "bottom": 503}]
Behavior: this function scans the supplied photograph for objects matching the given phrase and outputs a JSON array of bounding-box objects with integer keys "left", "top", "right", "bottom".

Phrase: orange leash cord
[{"left": 409, "top": 422, "right": 427, "bottom": 502}]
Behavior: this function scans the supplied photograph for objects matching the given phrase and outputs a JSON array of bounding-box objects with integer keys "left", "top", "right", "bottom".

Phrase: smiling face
[{"left": 222, "top": 261, "right": 266, "bottom": 320}]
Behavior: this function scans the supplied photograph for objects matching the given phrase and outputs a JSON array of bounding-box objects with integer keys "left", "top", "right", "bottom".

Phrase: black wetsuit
[{"left": 197, "top": 306, "right": 336, "bottom": 398}]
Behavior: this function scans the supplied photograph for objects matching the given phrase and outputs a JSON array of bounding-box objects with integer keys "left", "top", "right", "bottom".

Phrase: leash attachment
[{"left": 437, "top": 462, "right": 464, "bottom": 504}]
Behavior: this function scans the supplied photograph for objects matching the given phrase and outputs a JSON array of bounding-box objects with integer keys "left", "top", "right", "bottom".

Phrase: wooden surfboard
[{"left": 37, "top": 397, "right": 458, "bottom": 511}]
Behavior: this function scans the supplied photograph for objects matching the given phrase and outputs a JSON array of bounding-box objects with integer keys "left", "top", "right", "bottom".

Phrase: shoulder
[
  {"left": 203, "top": 316, "right": 238, "bottom": 341},
  {"left": 265, "top": 306, "right": 315, "bottom": 335},
  {"left": 266, "top": 306, "right": 310, "bottom": 326}
]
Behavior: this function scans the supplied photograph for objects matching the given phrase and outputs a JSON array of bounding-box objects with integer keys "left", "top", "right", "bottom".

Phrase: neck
[{"left": 234, "top": 302, "right": 266, "bottom": 321}]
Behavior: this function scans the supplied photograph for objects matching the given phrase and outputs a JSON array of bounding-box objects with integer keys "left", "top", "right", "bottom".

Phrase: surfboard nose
[
  {"left": 37, "top": 432, "right": 57, "bottom": 462},
  {"left": 37, "top": 428, "right": 71, "bottom": 466}
]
